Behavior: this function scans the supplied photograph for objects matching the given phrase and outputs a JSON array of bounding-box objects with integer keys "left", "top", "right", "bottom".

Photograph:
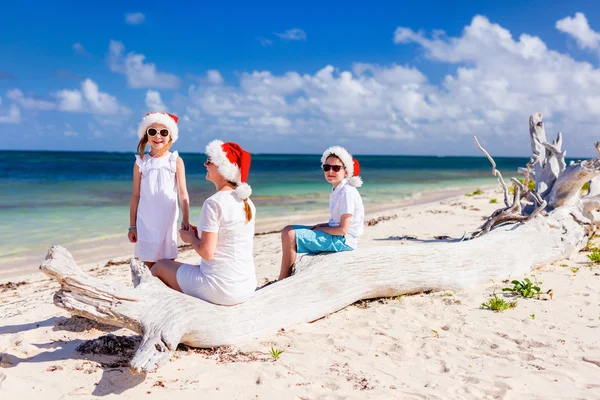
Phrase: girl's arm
[
  {"left": 179, "top": 229, "right": 218, "bottom": 261},
  {"left": 312, "top": 214, "right": 352, "bottom": 236},
  {"left": 175, "top": 157, "right": 191, "bottom": 229},
  {"left": 128, "top": 163, "right": 142, "bottom": 243}
]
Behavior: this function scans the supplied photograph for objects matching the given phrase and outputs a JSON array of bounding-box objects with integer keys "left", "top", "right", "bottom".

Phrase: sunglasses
[
  {"left": 322, "top": 164, "right": 345, "bottom": 172},
  {"left": 205, "top": 159, "right": 213, "bottom": 165},
  {"left": 147, "top": 127, "right": 170, "bottom": 137}
]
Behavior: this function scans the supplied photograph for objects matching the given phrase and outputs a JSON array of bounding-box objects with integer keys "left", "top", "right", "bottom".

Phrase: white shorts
[{"left": 176, "top": 264, "right": 255, "bottom": 306}]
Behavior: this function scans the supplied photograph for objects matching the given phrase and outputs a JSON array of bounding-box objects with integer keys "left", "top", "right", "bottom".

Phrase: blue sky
[{"left": 3, "top": 0, "right": 600, "bottom": 156}]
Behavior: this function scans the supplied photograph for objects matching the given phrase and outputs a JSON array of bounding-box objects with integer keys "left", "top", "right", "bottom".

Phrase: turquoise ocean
[{"left": 1, "top": 151, "right": 531, "bottom": 276}]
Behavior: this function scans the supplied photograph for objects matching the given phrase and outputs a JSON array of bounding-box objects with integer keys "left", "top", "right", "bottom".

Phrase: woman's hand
[
  {"left": 127, "top": 228, "right": 137, "bottom": 243},
  {"left": 179, "top": 225, "right": 199, "bottom": 244},
  {"left": 180, "top": 219, "right": 191, "bottom": 230}
]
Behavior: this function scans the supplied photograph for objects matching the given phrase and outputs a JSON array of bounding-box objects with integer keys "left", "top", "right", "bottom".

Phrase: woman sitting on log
[{"left": 151, "top": 140, "right": 257, "bottom": 305}]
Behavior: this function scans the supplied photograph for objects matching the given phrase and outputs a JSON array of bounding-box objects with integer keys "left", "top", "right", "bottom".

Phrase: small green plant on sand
[
  {"left": 509, "top": 178, "right": 536, "bottom": 194},
  {"left": 481, "top": 295, "right": 517, "bottom": 312},
  {"left": 588, "top": 249, "right": 600, "bottom": 264},
  {"left": 582, "top": 182, "right": 590, "bottom": 192},
  {"left": 571, "top": 267, "right": 580, "bottom": 274},
  {"left": 583, "top": 236, "right": 598, "bottom": 252},
  {"left": 525, "top": 179, "right": 536, "bottom": 191},
  {"left": 489, "top": 198, "right": 498, "bottom": 204},
  {"left": 530, "top": 314, "right": 536, "bottom": 320},
  {"left": 465, "top": 189, "right": 483, "bottom": 197},
  {"left": 269, "top": 347, "right": 284, "bottom": 361},
  {"left": 502, "top": 276, "right": 542, "bottom": 298}
]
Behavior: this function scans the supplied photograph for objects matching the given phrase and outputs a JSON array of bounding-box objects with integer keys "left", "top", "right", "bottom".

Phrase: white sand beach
[{"left": 1, "top": 186, "right": 599, "bottom": 399}]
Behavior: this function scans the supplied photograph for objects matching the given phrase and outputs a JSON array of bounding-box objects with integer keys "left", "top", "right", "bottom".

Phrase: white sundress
[{"left": 135, "top": 151, "right": 179, "bottom": 262}]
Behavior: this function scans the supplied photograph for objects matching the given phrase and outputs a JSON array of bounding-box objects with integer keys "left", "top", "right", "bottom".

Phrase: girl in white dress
[
  {"left": 152, "top": 140, "right": 257, "bottom": 306},
  {"left": 128, "top": 112, "right": 190, "bottom": 268}
]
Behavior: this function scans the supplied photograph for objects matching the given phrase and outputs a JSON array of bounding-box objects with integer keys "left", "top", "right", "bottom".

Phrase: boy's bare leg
[{"left": 278, "top": 226, "right": 297, "bottom": 280}]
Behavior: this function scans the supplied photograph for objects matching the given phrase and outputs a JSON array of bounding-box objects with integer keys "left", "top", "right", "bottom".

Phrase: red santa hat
[
  {"left": 137, "top": 112, "right": 179, "bottom": 142},
  {"left": 205, "top": 140, "right": 252, "bottom": 199},
  {"left": 321, "top": 146, "right": 363, "bottom": 187}
]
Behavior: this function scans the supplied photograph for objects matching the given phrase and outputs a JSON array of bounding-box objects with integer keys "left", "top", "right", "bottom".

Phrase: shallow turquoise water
[{"left": 0, "top": 151, "right": 531, "bottom": 268}]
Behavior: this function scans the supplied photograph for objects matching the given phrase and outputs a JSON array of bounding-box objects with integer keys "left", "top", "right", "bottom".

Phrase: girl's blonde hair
[{"left": 137, "top": 132, "right": 173, "bottom": 159}]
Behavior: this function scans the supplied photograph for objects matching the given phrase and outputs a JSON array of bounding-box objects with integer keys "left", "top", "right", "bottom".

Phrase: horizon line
[{"left": 0, "top": 148, "right": 592, "bottom": 160}]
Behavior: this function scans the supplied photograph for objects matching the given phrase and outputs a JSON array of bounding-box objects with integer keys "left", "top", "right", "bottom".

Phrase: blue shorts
[{"left": 293, "top": 225, "right": 354, "bottom": 254}]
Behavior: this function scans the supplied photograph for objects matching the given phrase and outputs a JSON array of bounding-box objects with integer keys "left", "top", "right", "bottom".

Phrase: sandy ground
[{"left": 1, "top": 186, "right": 599, "bottom": 399}]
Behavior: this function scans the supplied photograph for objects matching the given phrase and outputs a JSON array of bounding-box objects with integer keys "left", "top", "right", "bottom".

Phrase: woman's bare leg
[{"left": 151, "top": 259, "right": 184, "bottom": 291}]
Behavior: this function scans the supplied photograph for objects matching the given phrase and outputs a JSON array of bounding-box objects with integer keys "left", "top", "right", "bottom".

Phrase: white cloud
[
  {"left": 556, "top": 12, "right": 600, "bottom": 51},
  {"left": 7, "top": 89, "right": 56, "bottom": 110},
  {"left": 107, "top": 41, "right": 126, "bottom": 74},
  {"left": 125, "top": 12, "right": 145, "bottom": 25},
  {"left": 275, "top": 28, "right": 307, "bottom": 41},
  {"left": 0, "top": 97, "right": 20, "bottom": 124},
  {"left": 55, "top": 79, "right": 129, "bottom": 115},
  {"left": 72, "top": 42, "right": 88, "bottom": 55},
  {"left": 257, "top": 37, "right": 273, "bottom": 47},
  {"left": 64, "top": 123, "right": 78, "bottom": 137},
  {"left": 145, "top": 90, "right": 166, "bottom": 110},
  {"left": 56, "top": 89, "right": 83, "bottom": 112},
  {"left": 88, "top": 122, "right": 103, "bottom": 138},
  {"left": 248, "top": 115, "right": 292, "bottom": 130},
  {"left": 183, "top": 64, "right": 425, "bottom": 142},
  {"left": 164, "top": 13, "right": 600, "bottom": 155},
  {"left": 107, "top": 40, "right": 181, "bottom": 89},
  {"left": 206, "top": 70, "right": 224, "bottom": 85}
]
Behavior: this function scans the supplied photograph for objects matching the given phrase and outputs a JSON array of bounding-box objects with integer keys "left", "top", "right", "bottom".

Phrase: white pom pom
[
  {"left": 235, "top": 182, "right": 252, "bottom": 199},
  {"left": 348, "top": 176, "right": 363, "bottom": 188}
]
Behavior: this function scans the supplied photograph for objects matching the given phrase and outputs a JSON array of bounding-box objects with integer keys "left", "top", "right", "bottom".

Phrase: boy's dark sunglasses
[
  {"left": 147, "top": 127, "right": 170, "bottom": 137},
  {"left": 322, "top": 164, "right": 345, "bottom": 172}
]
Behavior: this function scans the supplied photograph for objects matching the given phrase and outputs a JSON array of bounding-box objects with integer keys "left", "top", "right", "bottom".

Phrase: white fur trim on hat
[
  {"left": 138, "top": 113, "right": 179, "bottom": 142},
  {"left": 205, "top": 140, "right": 241, "bottom": 182},
  {"left": 235, "top": 182, "right": 252, "bottom": 199},
  {"left": 321, "top": 146, "right": 363, "bottom": 187},
  {"left": 348, "top": 176, "right": 363, "bottom": 188}
]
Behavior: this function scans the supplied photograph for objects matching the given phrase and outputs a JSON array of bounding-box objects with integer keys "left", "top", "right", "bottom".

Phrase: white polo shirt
[{"left": 328, "top": 179, "right": 364, "bottom": 249}]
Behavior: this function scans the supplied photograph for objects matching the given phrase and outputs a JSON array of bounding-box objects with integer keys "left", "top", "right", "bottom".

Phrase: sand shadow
[
  {"left": 0, "top": 316, "right": 58, "bottom": 335},
  {"left": 0, "top": 333, "right": 145, "bottom": 396},
  {"left": 0, "top": 315, "right": 120, "bottom": 337},
  {"left": 92, "top": 366, "right": 146, "bottom": 396}
]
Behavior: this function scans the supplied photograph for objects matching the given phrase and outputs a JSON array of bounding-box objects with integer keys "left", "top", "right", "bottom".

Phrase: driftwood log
[{"left": 40, "top": 113, "right": 600, "bottom": 373}]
